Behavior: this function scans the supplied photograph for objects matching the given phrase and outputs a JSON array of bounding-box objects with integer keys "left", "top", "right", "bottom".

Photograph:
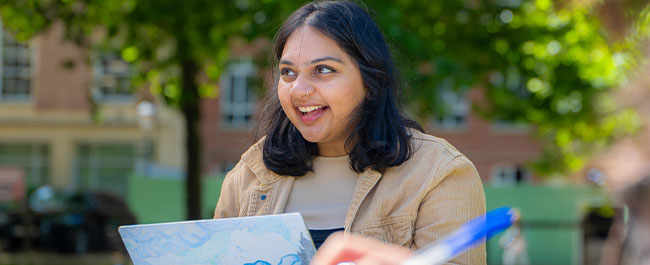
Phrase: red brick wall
[
  {"left": 430, "top": 88, "right": 542, "bottom": 182},
  {"left": 432, "top": 116, "right": 542, "bottom": 182},
  {"left": 200, "top": 97, "right": 257, "bottom": 175},
  {"left": 34, "top": 23, "right": 91, "bottom": 111}
]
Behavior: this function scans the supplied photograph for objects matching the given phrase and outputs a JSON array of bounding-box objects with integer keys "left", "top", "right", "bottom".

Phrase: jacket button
[{"left": 260, "top": 195, "right": 267, "bottom": 200}]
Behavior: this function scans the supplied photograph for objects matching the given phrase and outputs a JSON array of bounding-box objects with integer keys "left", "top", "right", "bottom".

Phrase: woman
[{"left": 214, "top": 1, "right": 486, "bottom": 264}]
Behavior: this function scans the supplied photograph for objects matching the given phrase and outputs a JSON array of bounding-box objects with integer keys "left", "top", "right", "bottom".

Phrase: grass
[{"left": 0, "top": 251, "right": 132, "bottom": 265}]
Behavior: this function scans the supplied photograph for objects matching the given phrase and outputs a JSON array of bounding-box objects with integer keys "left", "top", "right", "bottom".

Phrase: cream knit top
[{"left": 283, "top": 155, "right": 358, "bottom": 230}]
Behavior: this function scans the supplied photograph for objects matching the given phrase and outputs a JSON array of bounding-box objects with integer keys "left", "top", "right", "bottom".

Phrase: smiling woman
[
  {"left": 278, "top": 26, "right": 366, "bottom": 156},
  {"left": 214, "top": 1, "right": 486, "bottom": 264}
]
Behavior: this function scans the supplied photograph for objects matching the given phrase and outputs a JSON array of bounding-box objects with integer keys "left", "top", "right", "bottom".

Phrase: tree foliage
[
  {"left": 361, "top": 0, "right": 648, "bottom": 174},
  {"left": 1, "top": 0, "right": 648, "bottom": 218}
]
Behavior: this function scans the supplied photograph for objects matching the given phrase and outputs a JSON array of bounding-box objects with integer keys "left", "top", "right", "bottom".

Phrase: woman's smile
[{"left": 297, "top": 105, "right": 329, "bottom": 123}]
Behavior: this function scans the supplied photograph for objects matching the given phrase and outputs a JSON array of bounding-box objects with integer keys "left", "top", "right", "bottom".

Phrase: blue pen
[{"left": 400, "top": 207, "right": 517, "bottom": 265}]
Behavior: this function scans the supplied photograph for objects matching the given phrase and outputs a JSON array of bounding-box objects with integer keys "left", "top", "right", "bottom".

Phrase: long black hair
[{"left": 257, "top": 0, "right": 423, "bottom": 176}]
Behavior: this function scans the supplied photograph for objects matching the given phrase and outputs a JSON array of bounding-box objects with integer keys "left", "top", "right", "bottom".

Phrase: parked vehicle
[{"left": 0, "top": 186, "right": 136, "bottom": 254}]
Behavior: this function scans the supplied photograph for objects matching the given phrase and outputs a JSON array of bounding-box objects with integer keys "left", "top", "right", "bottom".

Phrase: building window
[
  {"left": 75, "top": 143, "right": 135, "bottom": 196},
  {"left": 220, "top": 58, "right": 256, "bottom": 128},
  {"left": 0, "top": 143, "right": 49, "bottom": 190},
  {"left": 433, "top": 89, "right": 469, "bottom": 130},
  {"left": 0, "top": 25, "right": 32, "bottom": 101},
  {"left": 92, "top": 53, "right": 133, "bottom": 102},
  {"left": 491, "top": 164, "right": 532, "bottom": 186}
]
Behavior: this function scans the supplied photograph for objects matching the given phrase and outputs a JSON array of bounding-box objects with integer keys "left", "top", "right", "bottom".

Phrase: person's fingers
[
  {"left": 311, "top": 232, "right": 412, "bottom": 265},
  {"left": 352, "top": 245, "right": 412, "bottom": 265},
  {"left": 311, "top": 233, "right": 370, "bottom": 265}
]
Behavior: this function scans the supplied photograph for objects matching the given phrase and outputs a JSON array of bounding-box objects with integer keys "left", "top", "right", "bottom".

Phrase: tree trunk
[{"left": 180, "top": 57, "right": 202, "bottom": 220}]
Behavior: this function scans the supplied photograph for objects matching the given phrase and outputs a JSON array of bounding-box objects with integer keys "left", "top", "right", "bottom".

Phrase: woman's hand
[{"left": 311, "top": 232, "right": 413, "bottom": 265}]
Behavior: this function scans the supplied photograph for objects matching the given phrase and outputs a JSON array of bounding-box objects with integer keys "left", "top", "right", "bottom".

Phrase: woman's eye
[
  {"left": 281, "top": 68, "right": 296, "bottom": 76},
  {"left": 315, "top": 65, "right": 335, "bottom": 74}
]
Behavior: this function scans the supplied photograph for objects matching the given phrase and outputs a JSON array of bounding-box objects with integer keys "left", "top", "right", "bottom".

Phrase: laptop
[{"left": 119, "top": 213, "right": 316, "bottom": 265}]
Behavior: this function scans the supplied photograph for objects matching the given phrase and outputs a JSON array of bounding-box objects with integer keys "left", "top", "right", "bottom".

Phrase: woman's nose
[{"left": 290, "top": 74, "right": 314, "bottom": 97}]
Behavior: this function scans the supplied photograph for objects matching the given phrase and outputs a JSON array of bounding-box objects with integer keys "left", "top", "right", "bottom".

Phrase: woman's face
[{"left": 278, "top": 26, "right": 366, "bottom": 156}]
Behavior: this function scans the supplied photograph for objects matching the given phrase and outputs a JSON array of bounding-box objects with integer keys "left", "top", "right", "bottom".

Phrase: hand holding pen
[
  {"left": 312, "top": 207, "right": 518, "bottom": 265},
  {"left": 311, "top": 232, "right": 412, "bottom": 265}
]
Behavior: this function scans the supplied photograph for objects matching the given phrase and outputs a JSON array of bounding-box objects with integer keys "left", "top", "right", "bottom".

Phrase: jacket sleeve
[
  {"left": 213, "top": 160, "right": 245, "bottom": 219},
  {"left": 413, "top": 154, "right": 487, "bottom": 265}
]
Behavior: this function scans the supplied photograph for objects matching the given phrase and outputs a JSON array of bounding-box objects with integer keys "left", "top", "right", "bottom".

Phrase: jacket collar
[{"left": 241, "top": 138, "right": 282, "bottom": 185}]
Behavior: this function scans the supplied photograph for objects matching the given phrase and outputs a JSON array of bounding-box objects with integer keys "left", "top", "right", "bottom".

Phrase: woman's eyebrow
[
  {"left": 310, "top": 56, "right": 344, "bottom": 64},
  {"left": 279, "top": 56, "right": 344, "bottom": 66},
  {"left": 279, "top": 59, "right": 294, "bottom": 66}
]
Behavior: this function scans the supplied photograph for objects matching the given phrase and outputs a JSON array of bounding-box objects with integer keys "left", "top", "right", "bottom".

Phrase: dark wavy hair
[{"left": 256, "top": 0, "right": 423, "bottom": 176}]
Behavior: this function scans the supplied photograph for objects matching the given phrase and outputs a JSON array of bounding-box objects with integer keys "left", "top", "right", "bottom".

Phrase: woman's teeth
[{"left": 299, "top": 106, "right": 325, "bottom": 113}]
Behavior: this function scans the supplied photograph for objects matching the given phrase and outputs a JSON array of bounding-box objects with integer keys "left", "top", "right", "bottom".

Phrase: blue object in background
[{"left": 402, "top": 207, "right": 516, "bottom": 265}]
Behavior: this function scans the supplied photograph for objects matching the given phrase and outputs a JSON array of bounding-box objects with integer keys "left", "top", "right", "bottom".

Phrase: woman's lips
[{"left": 298, "top": 106, "right": 328, "bottom": 123}]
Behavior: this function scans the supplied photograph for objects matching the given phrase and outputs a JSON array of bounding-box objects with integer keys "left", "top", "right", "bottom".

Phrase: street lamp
[{"left": 136, "top": 100, "right": 157, "bottom": 175}]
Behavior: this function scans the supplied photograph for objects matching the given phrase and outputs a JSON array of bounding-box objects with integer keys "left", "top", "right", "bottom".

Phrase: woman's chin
[
  {"left": 301, "top": 135, "right": 322, "bottom": 143},
  {"left": 299, "top": 131, "right": 326, "bottom": 143}
]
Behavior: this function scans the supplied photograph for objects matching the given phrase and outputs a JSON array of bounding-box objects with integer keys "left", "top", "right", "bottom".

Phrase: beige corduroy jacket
[{"left": 213, "top": 130, "right": 486, "bottom": 265}]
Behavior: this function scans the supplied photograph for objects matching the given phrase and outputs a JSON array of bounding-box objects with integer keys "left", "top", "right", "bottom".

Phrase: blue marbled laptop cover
[{"left": 119, "top": 213, "right": 316, "bottom": 265}]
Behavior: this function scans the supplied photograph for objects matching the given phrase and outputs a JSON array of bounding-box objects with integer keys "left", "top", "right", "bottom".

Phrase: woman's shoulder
[
  {"left": 408, "top": 129, "right": 464, "bottom": 160},
  {"left": 394, "top": 129, "right": 481, "bottom": 190}
]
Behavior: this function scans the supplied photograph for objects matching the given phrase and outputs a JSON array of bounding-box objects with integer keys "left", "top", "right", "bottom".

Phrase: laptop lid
[{"left": 119, "top": 213, "right": 316, "bottom": 265}]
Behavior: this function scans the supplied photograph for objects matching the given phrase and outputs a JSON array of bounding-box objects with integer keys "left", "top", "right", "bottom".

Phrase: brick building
[
  {"left": 0, "top": 23, "right": 185, "bottom": 195},
  {"left": 0, "top": 23, "right": 542, "bottom": 198}
]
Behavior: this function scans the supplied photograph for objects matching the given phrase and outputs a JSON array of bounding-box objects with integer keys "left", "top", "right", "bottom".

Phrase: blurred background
[{"left": 0, "top": 0, "right": 648, "bottom": 264}]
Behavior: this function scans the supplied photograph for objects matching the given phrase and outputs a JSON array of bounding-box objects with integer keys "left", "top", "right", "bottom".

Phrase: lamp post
[{"left": 136, "top": 100, "right": 157, "bottom": 175}]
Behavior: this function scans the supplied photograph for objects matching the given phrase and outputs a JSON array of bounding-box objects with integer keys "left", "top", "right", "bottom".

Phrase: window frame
[
  {"left": 72, "top": 142, "right": 136, "bottom": 195},
  {"left": 432, "top": 87, "right": 470, "bottom": 131},
  {"left": 490, "top": 163, "right": 533, "bottom": 186},
  {"left": 219, "top": 58, "right": 257, "bottom": 129},
  {"left": 0, "top": 22, "right": 34, "bottom": 102},
  {"left": 0, "top": 142, "right": 50, "bottom": 189},
  {"left": 91, "top": 53, "right": 134, "bottom": 103}
]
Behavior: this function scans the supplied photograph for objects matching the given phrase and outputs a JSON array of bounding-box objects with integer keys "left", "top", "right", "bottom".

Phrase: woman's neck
[{"left": 316, "top": 141, "right": 348, "bottom": 157}]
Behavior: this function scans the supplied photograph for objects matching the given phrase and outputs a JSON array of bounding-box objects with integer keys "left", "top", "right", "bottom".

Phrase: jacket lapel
[
  {"left": 344, "top": 168, "right": 382, "bottom": 230},
  {"left": 270, "top": 176, "right": 295, "bottom": 214}
]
